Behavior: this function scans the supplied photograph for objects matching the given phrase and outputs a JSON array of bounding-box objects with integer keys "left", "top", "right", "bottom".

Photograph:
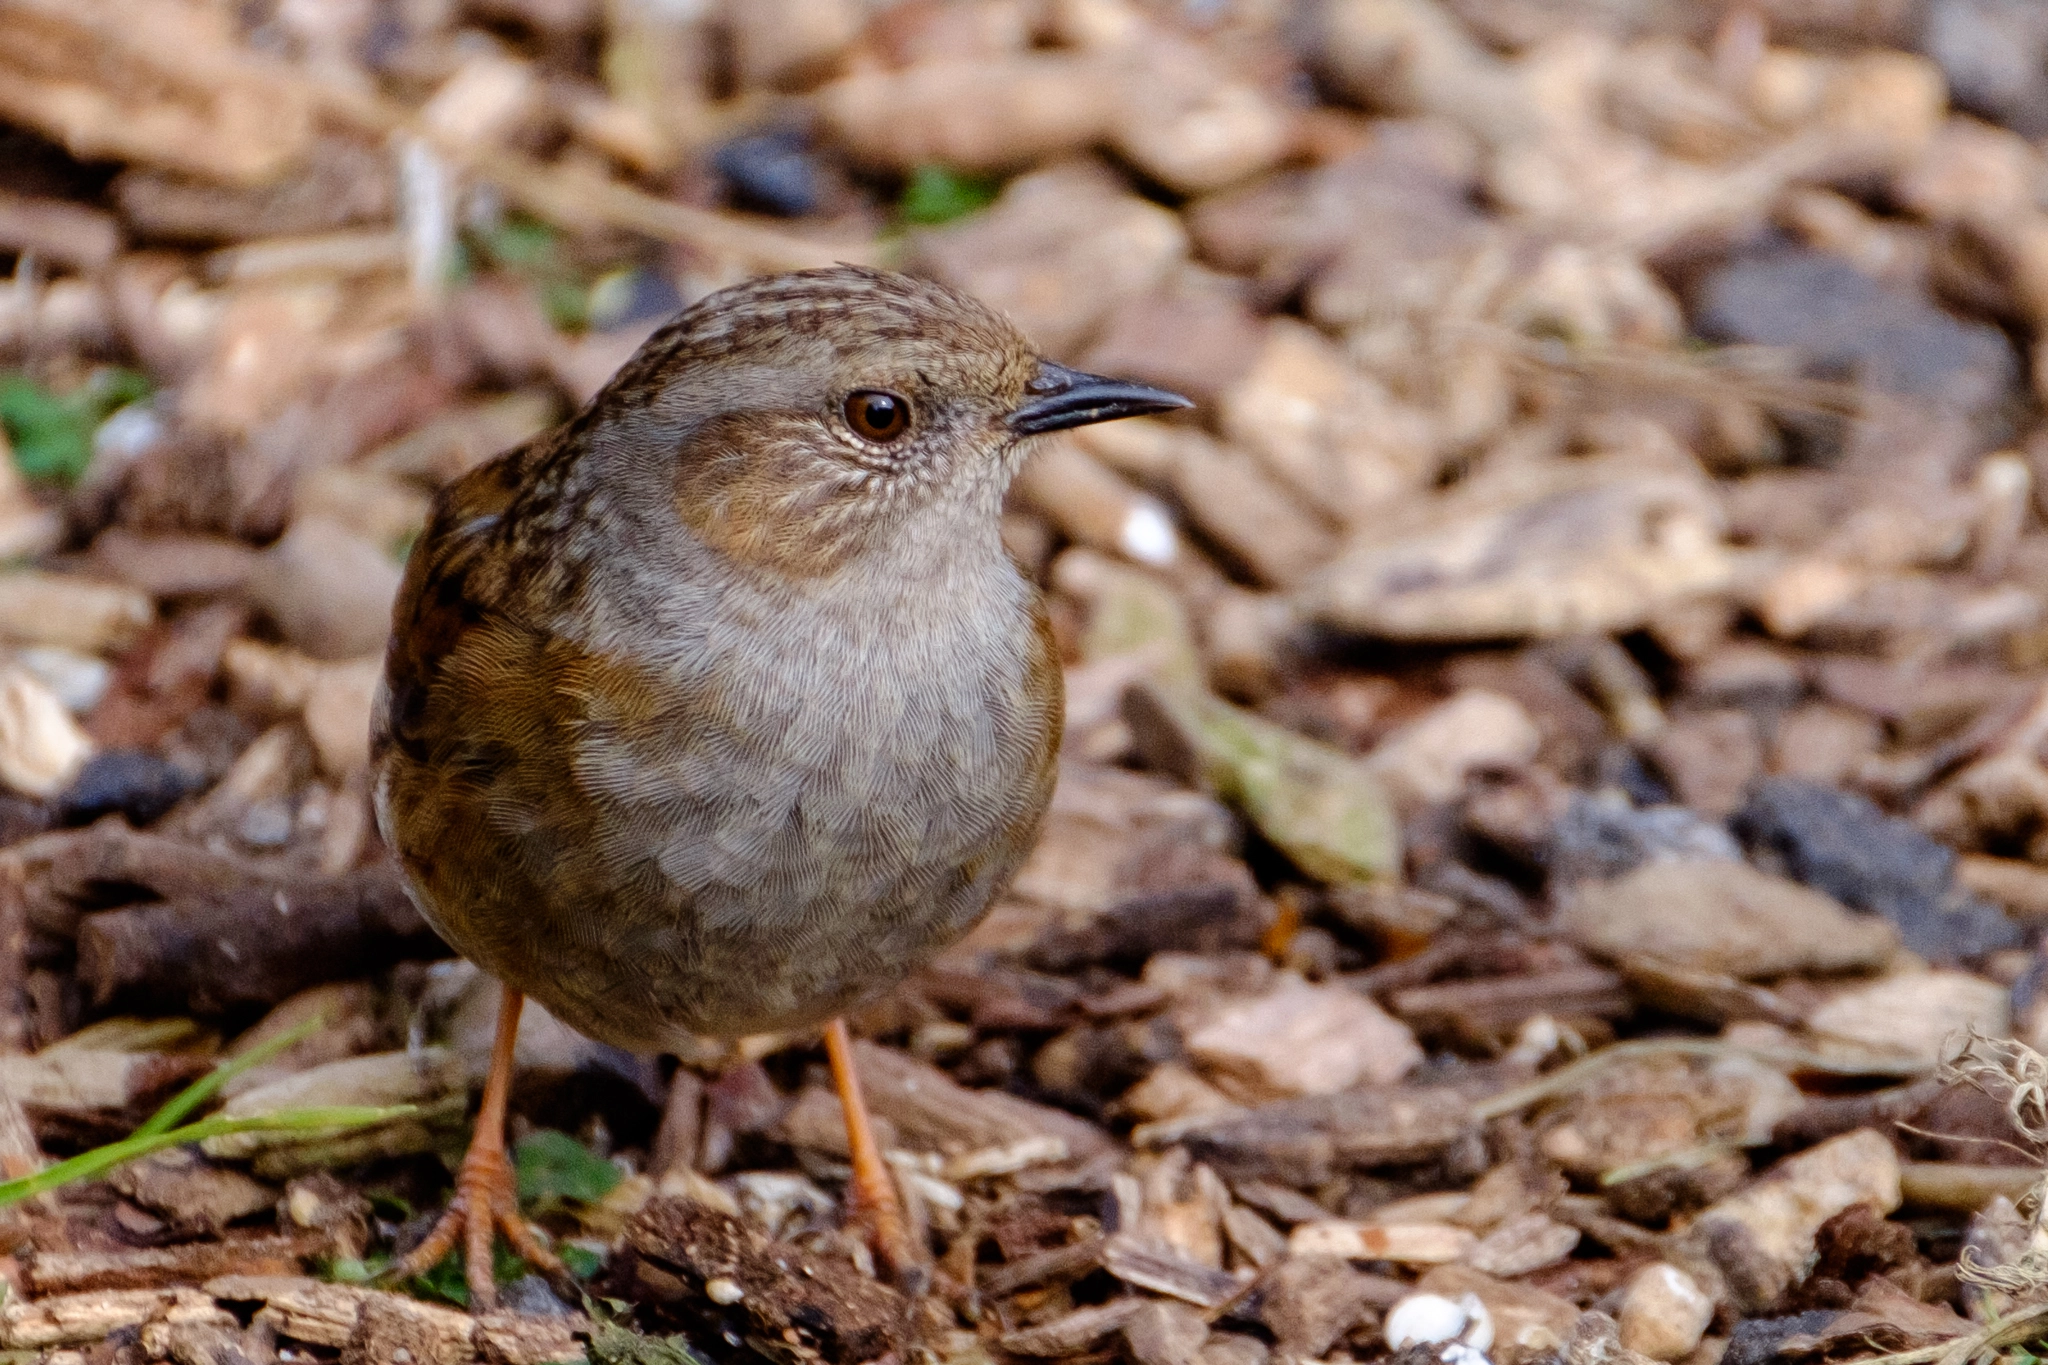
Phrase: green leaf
[
  {"left": 0, "top": 368, "right": 153, "bottom": 486},
  {"left": 410, "top": 1248, "right": 472, "bottom": 1306},
  {"left": 515, "top": 1130, "right": 622, "bottom": 1211},
  {"left": 400, "top": 1241, "right": 537, "bottom": 1306},
  {"left": 898, "top": 165, "right": 1001, "bottom": 226},
  {"left": 540, "top": 278, "right": 591, "bottom": 332},
  {"left": 0, "top": 375, "right": 90, "bottom": 484},
  {"left": 586, "top": 1296, "right": 712, "bottom": 1365},
  {"left": 366, "top": 1189, "right": 414, "bottom": 1222},
  {"left": 588, "top": 1318, "right": 712, "bottom": 1365},
  {"left": 561, "top": 1243, "right": 604, "bottom": 1280},
  {"left": 477, "top": 215, "right": 562, "bottom": 272},
  {"left": 321, "top": 1253, "right": 390, "bottom": 1285}
]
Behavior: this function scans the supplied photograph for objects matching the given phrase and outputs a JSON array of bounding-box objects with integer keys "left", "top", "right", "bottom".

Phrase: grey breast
[{"left": 546, "top": 552, "right": 1048, "bottom": 1043}]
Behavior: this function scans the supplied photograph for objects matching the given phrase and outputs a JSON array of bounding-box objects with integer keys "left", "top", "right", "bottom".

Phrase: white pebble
[
  {"left": 1385, "top": 1292, "right": 1493, "bottom": 1352},
  {"left": 92, "top": 402, "right": 164, "bottom": 467},
  {"left": 1117, "top": 500, "right": 1178, "bottom": 566},
  {"left": 705, "top": 1276, "right": 744, "bottom": 1304},
  {"left": 16, "top": 645, "right": 112, "bottom": 715}
]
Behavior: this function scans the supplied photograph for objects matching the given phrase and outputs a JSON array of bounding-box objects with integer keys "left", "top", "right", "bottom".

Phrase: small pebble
[
  {"left": 1735, "top": 776, "right": 2025, "bottom": 962},
  {"left": 713, "top": 130, "right": 822, "bottom": 217},
  {"left": 55, "top": 749, "right": 207, "bottom": 826},
  {"left": 238, "top": 798, "right": 295, "bottom": 848},
  {"left": 1549, "top": 789, "right": 1741, "bottom": 884},
  {"left": 1617, "top": 1263, "right": 1713, "bottom": 1361},
  {"left": 90, "top": 401, "right": 167, "bottom": 474},
  {"left": 16, "top": 645, "right": 112, "bottom": 714},
  {"left": 498, "top": 1273, "right": 575, "bottom": 1317},
  {"left": 1385, "top": 1292, "right": 1493, "bottom": 1351},
  {"left": 705, "top": 1276, "right": 745, "bottom": 1304}
]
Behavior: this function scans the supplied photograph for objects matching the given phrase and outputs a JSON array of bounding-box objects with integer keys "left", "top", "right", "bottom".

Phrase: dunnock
[{"left": 373, "top": 265, "right": 1189, "bottom": 1306}]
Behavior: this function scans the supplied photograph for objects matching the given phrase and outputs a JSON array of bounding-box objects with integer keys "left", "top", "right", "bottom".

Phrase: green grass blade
[
  {"left": 132, "top": 1015, "right": 326, "bottom": 1141},
  {"left": 0, "top": 1104, "right": 416, "bottom": 1209}
]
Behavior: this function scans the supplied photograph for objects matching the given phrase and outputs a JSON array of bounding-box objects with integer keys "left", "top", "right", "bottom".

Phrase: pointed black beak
[{"left": 1007, "top": 361, "right": 1193, "bottom": 435}]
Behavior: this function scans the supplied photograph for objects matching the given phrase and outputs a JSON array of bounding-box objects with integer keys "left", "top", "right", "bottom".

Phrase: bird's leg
[
  {"left": 824, "top": 1017, "right": 922, "bottom": 1284},
  {"left": 388, "top": 984, "right": 568, "bottom": 1311}
]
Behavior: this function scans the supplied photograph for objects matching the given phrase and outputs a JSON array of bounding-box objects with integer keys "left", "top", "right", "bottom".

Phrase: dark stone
[
  {"left": 53, "top": 750, "right": 206, "bottom": 827},
  {"left": 1547, "top": 790, "right": 1742, "bottom": 884},
  {"left": 1595, "top": 743, "right": 1674, "bottom": 808},
  {"left": 1799, "top": 1203, "right": 1918, "bottom": 1307},
  {"left": 498, "top": 1273, "right": 577, "bottom": 1317},
  {"left": 1733, "top": 777, "right": 2025, "bottom": 962},
  {"left": 1722, "top": 1311, "right": 1842, "bottom": 1365},
  {"left": 1693, "top": 248, "right": 2019, "bottom": 422},
  {"left": 713, "top": 130, "right": 822, "bottom": 218},
  {"left": 1923, "top": 0, "right": 2048, "bottom": 138}
]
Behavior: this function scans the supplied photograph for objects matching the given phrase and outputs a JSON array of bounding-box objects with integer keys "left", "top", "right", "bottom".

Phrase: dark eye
[{"left": 843, "top": 390, "right": 911, "bottom": 443}]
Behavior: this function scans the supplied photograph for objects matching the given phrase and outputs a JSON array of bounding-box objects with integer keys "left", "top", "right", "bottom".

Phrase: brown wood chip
[
  {"left": 26, "top": 1232, "right": 315, "bottom": 1294},
  {"left": 1000, "top": 1298, "right": 1146, "bottom": 1356}
]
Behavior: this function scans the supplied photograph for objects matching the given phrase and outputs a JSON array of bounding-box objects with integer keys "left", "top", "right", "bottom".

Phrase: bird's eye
[{"left": 843, "top": 390, "right": 911, "bottom": 443}]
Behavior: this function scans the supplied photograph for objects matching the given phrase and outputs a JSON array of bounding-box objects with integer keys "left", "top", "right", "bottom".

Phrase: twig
[
  {"left": 1474, "top": 1037, "right": 1927, "bottom": 1122},
  {"left": 1480, "top": 325, "right": 1867, "bottom": 417},
  {"left": 1599, "top": 1139, "right": 1753, "bottom": 1187},
  {"left": 1845, "top": 1299, "right": 2048, "bottom": 1365}
]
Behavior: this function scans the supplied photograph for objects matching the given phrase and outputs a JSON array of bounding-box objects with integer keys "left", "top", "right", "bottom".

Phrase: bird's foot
[
  {"left": 387, "top": 1138, "right": 569, "bottom": 1311},
  {"left": 845, "top": 1165, "right": 930, "bottom": 1298}
]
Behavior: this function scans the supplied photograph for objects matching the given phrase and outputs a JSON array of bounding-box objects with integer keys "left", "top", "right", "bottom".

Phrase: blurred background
[{"left": 13, "top": 0, "right": 2048, "bottom": 1357}]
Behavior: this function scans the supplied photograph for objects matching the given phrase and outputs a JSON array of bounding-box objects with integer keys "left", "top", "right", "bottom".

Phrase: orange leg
[
  {"left": 824, "top": 1018, "right": 921, "bottom": 1281},
  {"left": 389, "top": 985, "right": 567, "bottom": 1311}
]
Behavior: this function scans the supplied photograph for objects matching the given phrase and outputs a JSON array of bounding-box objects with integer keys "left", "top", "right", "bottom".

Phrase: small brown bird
[{"left": 372, "top": 265, "right": 1188, "bottom": 1306}]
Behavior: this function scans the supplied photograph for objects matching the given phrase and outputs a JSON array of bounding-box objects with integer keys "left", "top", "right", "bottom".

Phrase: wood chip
[
  {"left": 344, "top": 1290, "right": 476, "bottom": 1365},
  {"left": 209, "top": 1274, "right": 369, "bottom": 1347},
  {"left": 1100, "top": 1231, "right": 1248, "bottom": 1308},
  {"left": 1159, "top": 1084, "right": 1474, "bottom": 1185},
  {"left": 474, "top": 1310, "right": 589, "bottom": 1365},
  {"left": 1389, "top": 966, "right": 1632, "bottom": 1041},
  {"left": 621, "top": 1196, "right": 904, "bottom": 1364},
  {"left": 980, "top": 1235, "right": 1107, "bottom": 1296},
  {"left": 1461, "top": 1213, "right": 1581, "bottom": 1278},
  {"left": 851, "top": 1039, "right": 1113, "bottom": 1160},
  {"left": 107, "top": 1147, "right": 277, "bottom": 1234},
  {"left": 26, "top": 1234, "right": 313, "bottom": 1295},
  {"left": 0, "top": 1048, "right": 204, "bottom": 1118},
  {"left": 1186, "top": 973, "right": 1423, "bottom": 1099},
  {"left": 1000, "top": 1298, "right": 1147, "bottom": 1356},
  {"left": 1288, "top": 1220, "right": 1479, "bottom": 1264},
  {"left": 1, "top": 1286, "right": 201, "bottom": 1349}
]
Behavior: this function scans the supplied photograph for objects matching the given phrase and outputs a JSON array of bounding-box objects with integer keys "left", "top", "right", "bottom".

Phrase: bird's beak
[{"left": 1006, "top": 361, "right": 1193, "bottom": 435}]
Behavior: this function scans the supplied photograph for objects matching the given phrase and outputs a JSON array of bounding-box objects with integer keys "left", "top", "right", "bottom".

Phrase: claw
[{"left": 385, "top": 985, "right": 569, "bottom": 1311}]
